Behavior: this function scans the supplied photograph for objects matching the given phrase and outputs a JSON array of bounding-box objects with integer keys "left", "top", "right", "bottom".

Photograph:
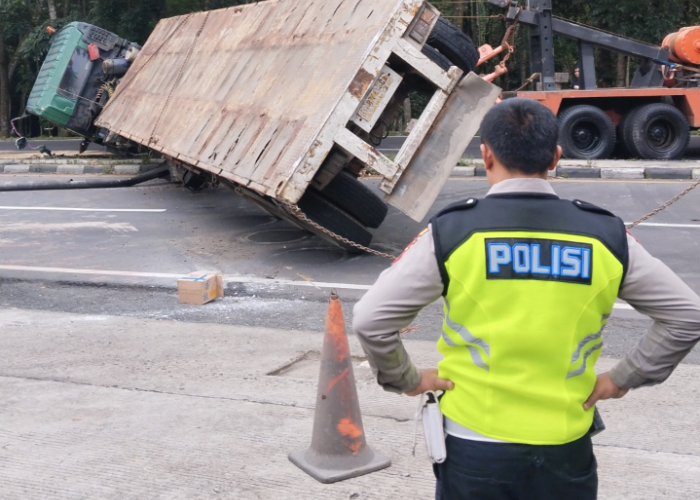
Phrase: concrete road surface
[
  {"left": 1, "top": 175, "right": 699, "bottom": 498},
  {"left": 0, "top": 176, "right": 698, "bottom": 357},
  {"left": 2, "top": 309, "right": 700, "bottom": 499}
]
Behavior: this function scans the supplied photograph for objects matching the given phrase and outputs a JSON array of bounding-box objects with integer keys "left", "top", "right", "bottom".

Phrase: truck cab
[{"left": 26, "top": 22, "right": 139, "bottom": 142}]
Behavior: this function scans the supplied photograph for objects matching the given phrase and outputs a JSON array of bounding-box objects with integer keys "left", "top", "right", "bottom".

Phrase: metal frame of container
[{"left": 95, "top": 0, "right": 498, "bottom": 221}]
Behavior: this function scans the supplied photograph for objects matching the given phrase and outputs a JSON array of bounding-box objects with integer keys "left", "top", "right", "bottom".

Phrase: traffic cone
[{"left": 289, "top": 292, "right": 391, "bottom": 483}]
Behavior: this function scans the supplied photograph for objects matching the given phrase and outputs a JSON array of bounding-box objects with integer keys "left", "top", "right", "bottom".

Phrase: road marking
[
  {"left": 0, "top": 222, "right": 138, "bottom": 233},
  {"left": 625, "top": 222, "right": 700, "bottom": 228},
  {"left": 614, "top": 302, "right": 634, "bottom": 310},
  {"left": 0, "top": 265, "right": 372, "bottom": 289},
  {"left": 0, "top": 206, "right": 166, "bottom": 213},
  {"left": 0, "top": 264, "right": 637, "bottom": 308},
  {"left": 445, "top": 178, "right": 699, "bottom": 185}
]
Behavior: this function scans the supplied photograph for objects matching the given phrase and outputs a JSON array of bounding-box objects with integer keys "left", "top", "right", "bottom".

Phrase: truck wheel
[
  {"left": 426, "top": 17, "right": 479, "bottom": 75},
  {"left": 296, "top": 190, "right": 372, "bottom": 253},
  {"left": 614, "top": 110, "right": 636, "bottom": 158},
  {"left": 626, "top": 103, "right": 689, "bottom": 160},
  {"left": 558, "top": 105, "right": 616, "bottom": 159},
  {"left": 314, "top": 171, "right": 388, "bottom": 229},
  {"left": 421, "top": 44, "right": 452, "bottom": 72}
]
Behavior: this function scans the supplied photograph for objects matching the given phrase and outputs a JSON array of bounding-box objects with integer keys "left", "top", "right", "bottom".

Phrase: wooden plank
[
  {"left": 278, "top": 0, "right": 425, "bottom": 203},
  {"left": 95, "top": 0, "right": 418, "bottom": 201},
  {"left": 333, "top": 128, "right": 399, "bottom": 179},
  {"left": 392, "top": 38, "right": 457, "bottom": 92},
  {"left": 379, "top": 65, "right": 462, "bottom": 194},
  {"left": 384, "top": 73, "right": 501, "bottom": 221}
]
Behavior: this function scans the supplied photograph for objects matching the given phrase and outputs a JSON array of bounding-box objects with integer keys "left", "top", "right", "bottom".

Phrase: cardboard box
[{"left": 177, "top": 272, "right": 224, "bottom": 305}]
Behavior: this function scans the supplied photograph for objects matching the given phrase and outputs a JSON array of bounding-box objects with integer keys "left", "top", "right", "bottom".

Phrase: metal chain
[
  {"left": 283, "top": 178, "right": 698, "bottom": 257},
  {"left": 282, "top": 202, "right": 397, "bottom": 259},
  {"left": 626, "top": 179, "right": 700, "bottom": 229},
  {"left": 514, "top": 72, "right": 540, "bottom": 91},
  {"left": 500, "top": 15, "right": 519, "bottom": 65}
]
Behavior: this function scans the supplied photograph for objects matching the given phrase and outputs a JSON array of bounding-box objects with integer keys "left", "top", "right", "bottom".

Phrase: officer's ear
[
  {"left": 481, "top": 143, "right": 495, "bottom": 171},
  {"left": 548, "top": 145, "right": 563, "bottom": 172}
]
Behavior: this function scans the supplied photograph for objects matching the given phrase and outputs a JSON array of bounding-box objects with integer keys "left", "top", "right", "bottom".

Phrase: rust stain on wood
[
  {"left": 95, "top": 0, "right": 422, "bottom": 198},
  {"left": 348, "top": 68, "right": 375, "bottom": 100}
]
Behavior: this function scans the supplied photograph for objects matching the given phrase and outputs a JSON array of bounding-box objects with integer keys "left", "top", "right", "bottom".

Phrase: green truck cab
[{"left": 25, "top": 22, "right": 139, "bottom": 141}]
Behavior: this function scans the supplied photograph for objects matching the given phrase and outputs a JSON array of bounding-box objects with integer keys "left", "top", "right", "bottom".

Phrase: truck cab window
[{"left": 58, "top": 47, "right": 92, "bottom": 101}]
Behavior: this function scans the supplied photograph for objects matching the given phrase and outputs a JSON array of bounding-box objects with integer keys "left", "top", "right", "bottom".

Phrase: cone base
[{"left": 288, "top": 447, "right": 391, "bottom": 484}]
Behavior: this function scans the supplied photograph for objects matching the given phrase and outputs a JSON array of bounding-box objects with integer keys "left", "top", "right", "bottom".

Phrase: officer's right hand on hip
[
  {"left": 583, "top": 372, "right": 629, "bottom": 411},
  {"left": 404, "top": 368, "right": 454, "bottom": 397}
]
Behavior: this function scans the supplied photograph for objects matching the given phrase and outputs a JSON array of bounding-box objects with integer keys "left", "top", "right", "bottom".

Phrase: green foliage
[{"left": 2, "top": 0, "right": 700, "bottom": 137}]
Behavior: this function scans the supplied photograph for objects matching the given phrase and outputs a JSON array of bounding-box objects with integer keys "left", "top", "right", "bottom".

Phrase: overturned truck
[{"left": 22, "top": 0, "right": 500, "bottom": 251}]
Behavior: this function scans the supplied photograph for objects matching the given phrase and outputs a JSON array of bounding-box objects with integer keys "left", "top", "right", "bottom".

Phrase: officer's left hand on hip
[
  {"left": 404, "top": 368, "right": 454, "bottom": 397},
  {"left": 583, "top": 372, "right": 629, "bottom": 411}
]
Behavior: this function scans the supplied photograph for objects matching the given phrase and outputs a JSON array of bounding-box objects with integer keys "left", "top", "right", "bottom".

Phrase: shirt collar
[{"left": 486, "top": 178, "right": 557, "bottom": 197}]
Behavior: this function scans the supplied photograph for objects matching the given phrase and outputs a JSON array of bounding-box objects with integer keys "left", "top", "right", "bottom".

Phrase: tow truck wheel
[
  {"left": 614, "top": 110, "right": 635, "bottom": 158},
  {"left": 626, "top": 103, "right": 689, "bottom": 160},
  {"left": 558, "top": 105, "right": 616, "bottom": 160},
  {"left": 426, "top": 17, "right": 479, "bottom": 75},
  {"left": 314, "top": 171, "right": 388, "bottom": 229}
]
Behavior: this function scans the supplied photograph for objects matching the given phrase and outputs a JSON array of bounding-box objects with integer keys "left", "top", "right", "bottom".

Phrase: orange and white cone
[{"left": 289, "top": 292, "right": 391, "bottom": 483}]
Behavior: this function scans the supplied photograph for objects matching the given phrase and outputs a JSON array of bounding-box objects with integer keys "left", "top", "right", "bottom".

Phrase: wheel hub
[
  {"left": 647, "top": 121, "right": 672, "bottom": 149},
  {"left": 571, "top": 123, "right": 600, "bottom": 151}
]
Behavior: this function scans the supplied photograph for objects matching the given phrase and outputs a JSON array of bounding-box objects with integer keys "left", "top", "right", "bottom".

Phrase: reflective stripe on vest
[{"left": 437, "top": 230, "right": 623, "bottom": 445}]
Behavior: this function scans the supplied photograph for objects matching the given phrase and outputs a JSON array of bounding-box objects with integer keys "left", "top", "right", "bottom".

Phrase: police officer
[{"left": 353, "top": 98, "right": 700, "bottom": 500}]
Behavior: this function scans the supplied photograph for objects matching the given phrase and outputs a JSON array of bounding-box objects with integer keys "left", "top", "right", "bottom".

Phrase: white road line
[
  {"left": 0, "top": 264, "right": 636, "bottom": 308},
  {"left": 0, "top": 206, "right": 166, "bottom": 213},
  {"left": 0, "top": 265, "right": 370, "bottom": 290},
  {"left": 613, "top": 303, "right": 634, "bottom": 310},
  {"left": 625, "top": 222, "right": 700, "bottom": 229},
  {"left": 0, "top": 222, "right": 137, "bottom": 233}
]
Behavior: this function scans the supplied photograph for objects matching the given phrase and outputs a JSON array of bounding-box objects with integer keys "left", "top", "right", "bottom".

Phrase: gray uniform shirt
[{"left": 353, "top": 178, "right": 700, "bottom": 395}]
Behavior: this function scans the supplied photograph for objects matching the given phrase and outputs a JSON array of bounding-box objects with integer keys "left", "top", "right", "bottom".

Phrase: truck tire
[
  {"left": 558, "top": 105, "right": 616, "bottom": 159},
  {"left": 614, "top": 109, "right": 636, "bottom": 158},
  {"left": 426, "top": 17, "right": 479, "bottom": 75},
  {"left": 296, "top": 190, "right": 372, "bottom": 252},
  {"left": 421, "top": 44, "right": 453, "bottom": 72},
  {"left": 314, "top": 171, "right": 388, "bottom": 229},
  {"left": 625, "top": 103, "right": 689, "bottom": 160}
]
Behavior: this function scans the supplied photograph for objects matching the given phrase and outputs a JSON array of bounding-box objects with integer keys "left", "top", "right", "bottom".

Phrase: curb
[
  {"left": 0, "top": 157, "right": 142, "bottom": 165},
  {"left": 0, "top": 164, "right": 162, "bottom": 175},
  {"left": 1, "top": 162, "right": 699, "bottom": 181},
  {"left": 453, "top": 165, "right": 700, "bottom": 180}
]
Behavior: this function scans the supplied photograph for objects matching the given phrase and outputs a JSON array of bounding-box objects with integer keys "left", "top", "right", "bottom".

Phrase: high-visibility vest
[{"left": 431, "top": 193, "right": 628, "bottom": 445}]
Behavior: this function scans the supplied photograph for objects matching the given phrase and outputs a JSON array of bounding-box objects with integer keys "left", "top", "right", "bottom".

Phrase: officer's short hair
[{"left": 480, "top": 98, "right": 558, "bottom": 175}]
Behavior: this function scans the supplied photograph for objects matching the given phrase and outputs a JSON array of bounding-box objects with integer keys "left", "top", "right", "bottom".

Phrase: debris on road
[{"left": 177, "top": 272, "right": 224, "bottom": 305}]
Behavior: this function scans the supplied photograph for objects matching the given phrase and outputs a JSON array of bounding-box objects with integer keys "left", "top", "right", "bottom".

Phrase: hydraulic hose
[{"left": 0, "top": 164, "right": 170, "bottom": 192}]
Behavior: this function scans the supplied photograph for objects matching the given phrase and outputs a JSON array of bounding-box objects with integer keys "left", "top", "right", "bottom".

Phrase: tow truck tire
[
  {"left": 614, "top": 110, "right": 636, "bottom": 158},
  {"left": 426, "top": 17, "right": 479, "bottom": 75},
  {"left": 315, "top": 171, "right": 388, "bottom": 229},
  {"left": 626, "top": 103, "right": 689, "bottom": 160},
  {"left": 558, "top": 105, "right": 616, "bottom": 159},
  {"left": 296, "top": 190, "right": 372, "bottom": 252}
]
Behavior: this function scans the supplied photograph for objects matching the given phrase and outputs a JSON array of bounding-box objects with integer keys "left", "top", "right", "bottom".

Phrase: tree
[
  {"left": 46, "top": 0, "right": 58, "bottom": 21},
  {"left": 0, "top": 0, "right": 37, "bottom": 137}
]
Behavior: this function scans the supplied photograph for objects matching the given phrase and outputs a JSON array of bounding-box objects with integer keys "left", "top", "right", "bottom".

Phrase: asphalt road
[
  {"left": 3, "top": 136, "right": 700, "bottom": 159},
  {"left": 0, "top": 176, "right": 699, "bottom": 365},
  {"left": 379, "top": 135, "right": 700, "bottom": 160}
]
